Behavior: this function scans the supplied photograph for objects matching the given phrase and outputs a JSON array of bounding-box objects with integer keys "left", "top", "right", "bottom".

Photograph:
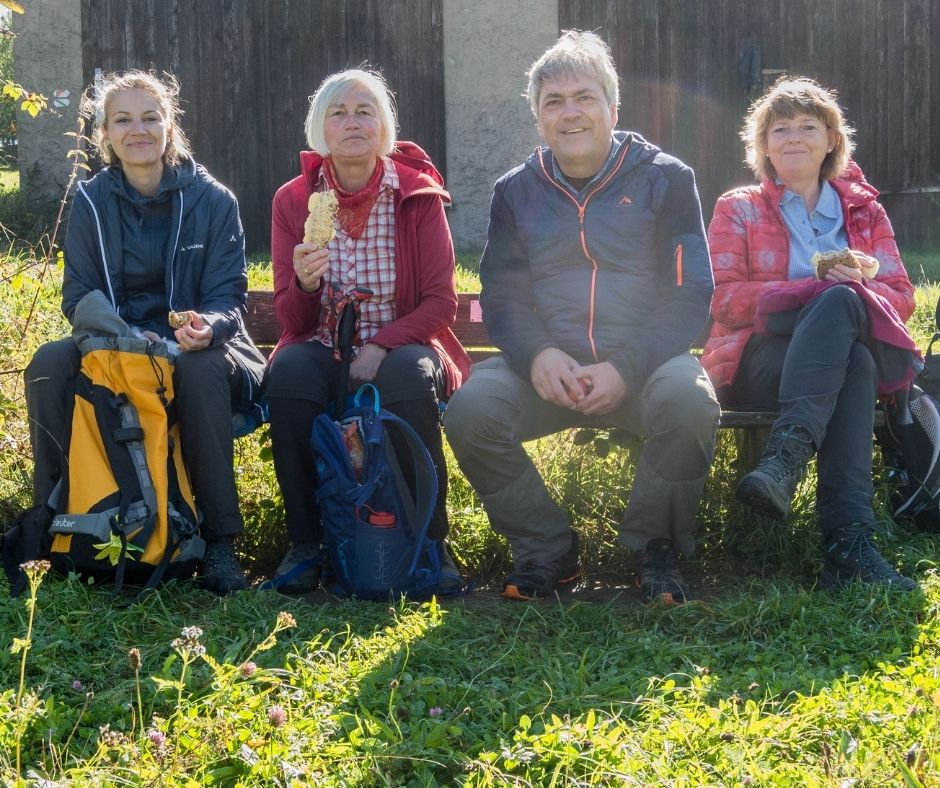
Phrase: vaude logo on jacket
[{"left": 180, "top": 243, "right": 205, "bottom": 252}]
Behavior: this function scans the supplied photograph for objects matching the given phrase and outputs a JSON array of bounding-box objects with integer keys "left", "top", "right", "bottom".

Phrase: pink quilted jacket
[{"left": 701, "top": 164, "right": 915, "bottom": 392}]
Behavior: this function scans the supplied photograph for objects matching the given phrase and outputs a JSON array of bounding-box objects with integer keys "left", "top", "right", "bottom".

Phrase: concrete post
[
  {"left": 13, "top": 0, "right": 83, "bottom": 205},
  {"left": 443, "top": 0, "right": 558, "bottom": 252}
]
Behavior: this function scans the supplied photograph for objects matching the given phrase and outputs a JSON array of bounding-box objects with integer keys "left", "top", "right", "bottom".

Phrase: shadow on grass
[
  {"left": 1, "top": 531, "right": 937, "bottom": 784},
  {"left": 292, "top": 567, "right": 935, "bottom": 784}
]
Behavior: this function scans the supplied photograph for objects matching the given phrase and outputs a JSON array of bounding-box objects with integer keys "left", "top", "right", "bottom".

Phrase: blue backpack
[{"left": 312, "top": 385, "right": 444, "bottom": 599}]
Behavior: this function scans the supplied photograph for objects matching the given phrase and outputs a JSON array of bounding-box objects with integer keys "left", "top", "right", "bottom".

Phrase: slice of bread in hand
[
  {"left": 168, "top": 310, "right": 193, "bottom": 329},
  {"left": 812, "top": 248, "right": 879, "bottom": 280}
]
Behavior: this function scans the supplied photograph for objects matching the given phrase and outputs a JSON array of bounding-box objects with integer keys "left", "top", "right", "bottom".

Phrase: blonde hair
[
  {"left": 526, "top": 30, "right": 620, "bottom": 116},
  {"left": 742, "top": 76, "right": 854, "bottom": 181},
  {"left": 83, "top": 70, "right": 191, "bottom": 166},
  {"left": 304, "top": 68, "right": 397, "bottom": 157}
]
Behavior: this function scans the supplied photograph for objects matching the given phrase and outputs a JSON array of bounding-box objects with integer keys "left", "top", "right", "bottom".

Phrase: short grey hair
[
  {"left": 304, "top": 69, "right": 397, "bottom": 157},
  {"left": 526, "top": 30, "right": 620, "bottom": 116}
]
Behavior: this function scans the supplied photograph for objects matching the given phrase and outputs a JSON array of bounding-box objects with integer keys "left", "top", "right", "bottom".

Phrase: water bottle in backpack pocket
[
  {"left": 351, "top": 507, "right": 413, "bottom": 598},
  {"left": 313, "top": 384, "right": 445, "bottom": 599}
]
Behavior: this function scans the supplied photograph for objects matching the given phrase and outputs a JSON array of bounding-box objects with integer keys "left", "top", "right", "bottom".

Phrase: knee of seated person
[
  {"left": 25, "top": 339, "right": 77, "bottom": 383},
  {"left": 816, "top": 283, "right": 864, "bottom": 311},
  {"left": 265, "top": 342, "right": 312, "bottom": 383},
  {"left": 443, "top": 385, "right": 510, "bottom": 450},
  {"left": 374, "top": 345, "right": 438, "bottom": 388},
  {"left": 174, "top": 347, "right": 227, "bottom": 385},
  {"left": 647, "top": 377, "right": 720, "bottom": 434}
]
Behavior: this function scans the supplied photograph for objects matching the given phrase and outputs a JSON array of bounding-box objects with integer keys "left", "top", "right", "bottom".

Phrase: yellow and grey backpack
[{"left": 48, "top": 335, "right": 204, "bottom": 592}]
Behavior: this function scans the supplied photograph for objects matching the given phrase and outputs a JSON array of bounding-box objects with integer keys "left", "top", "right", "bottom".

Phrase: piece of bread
[
  {"left": 168, "top": 310, "right": 193, "bottom": 329},
  {"left": 303, "top": 190, "right": 339, "bottom": 248},
  {"left": 812, "top": 248, "right": 879, "bottom": 280}
]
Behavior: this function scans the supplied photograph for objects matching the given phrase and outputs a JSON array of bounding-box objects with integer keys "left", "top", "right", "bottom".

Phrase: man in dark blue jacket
[{"left": 445, "top": 31, "right": 720, "bottom": 602}]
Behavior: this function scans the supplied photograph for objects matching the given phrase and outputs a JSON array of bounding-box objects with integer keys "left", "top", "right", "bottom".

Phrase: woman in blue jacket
[{"left": 24, "top": 71, "right": 265, "bottom": 594}]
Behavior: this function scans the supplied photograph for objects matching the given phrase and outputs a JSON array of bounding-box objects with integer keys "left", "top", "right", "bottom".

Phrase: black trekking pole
[{"left": 334, "top": 286, "right": 373, "bottom": 418}]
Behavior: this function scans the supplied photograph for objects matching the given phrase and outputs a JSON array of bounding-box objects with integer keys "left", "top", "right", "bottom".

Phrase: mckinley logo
[
  {"left": 618, "top": 196, "right": 633, "bottom": 206},
  {"left": 180, "top": 243, "right": 204, "bottom": 252}
]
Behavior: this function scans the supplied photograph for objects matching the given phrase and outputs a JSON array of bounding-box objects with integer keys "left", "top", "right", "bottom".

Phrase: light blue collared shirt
[{"left": 778, "top": 180, "right": 848, "bottom": 280}]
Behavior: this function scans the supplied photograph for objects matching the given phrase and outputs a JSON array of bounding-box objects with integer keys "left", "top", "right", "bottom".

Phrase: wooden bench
[{"left": 245, "top": 290, "right": 883, "bottom": 464}]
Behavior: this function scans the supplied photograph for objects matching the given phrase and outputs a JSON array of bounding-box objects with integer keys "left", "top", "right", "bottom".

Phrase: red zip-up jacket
[
  {"left": 702, "top": 163, "right": 915, "bottom": 393},
  {"left": 270, "top": 142, "right": 471, "bottom": 396}
]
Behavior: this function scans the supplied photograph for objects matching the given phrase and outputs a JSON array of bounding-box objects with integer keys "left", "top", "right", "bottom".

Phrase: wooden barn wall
[
  {"left": 80, "top": 0, "right": 445, "bottom": 252},
  {"left": 559, "top": 0, "right": 939, "bottom": 248}
]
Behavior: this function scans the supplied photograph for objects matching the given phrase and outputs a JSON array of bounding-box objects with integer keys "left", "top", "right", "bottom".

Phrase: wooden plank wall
[
  {"left": 559, "top": 0, "right": 939, "bottom": 248},
  {"left": 79, "top": 0, "right": 445, "bottom": 253}
]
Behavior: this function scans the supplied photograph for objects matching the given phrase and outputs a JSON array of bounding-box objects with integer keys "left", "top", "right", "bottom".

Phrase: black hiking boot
[
  {"left": 197, "top": 536, "right": 248, "bottom": 595},
  {"left": 437, "top": 543, "right": 465, "bottom": 595},
  {"left": 502, "top": 531, "right": 581, "bottom": 601},
  {"left": 636, "top": 538, "right": 687, "bottom": 604},
  {"left": 735, "top": 425, "right": 815, "bottom": 519},
  {"left": 821, "top": 522, "right": 917, "bottom": 592}
]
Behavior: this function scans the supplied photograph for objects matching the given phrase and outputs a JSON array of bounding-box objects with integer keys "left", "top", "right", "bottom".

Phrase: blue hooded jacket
[{"left": 62, "top": 156, "right": 265, "bottom": 420}]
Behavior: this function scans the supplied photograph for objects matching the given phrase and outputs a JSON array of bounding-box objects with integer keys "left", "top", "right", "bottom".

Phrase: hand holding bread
[
  {"left": 303, "top": 190, "right": 339, "bottom": 248},
  {"left": 168, "top": 310, "right": 193, "bottom": 329},
  {"left": 812, "top": 248, "right": 879, "bottom": 280}
]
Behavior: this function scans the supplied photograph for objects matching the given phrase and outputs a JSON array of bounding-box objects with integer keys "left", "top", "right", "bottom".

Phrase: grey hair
[
  {"left": 526, "top": 30, "right": 620, "bottom": 116},
  {"left": 81, "top": 70, "right": 191, "bottom": 166},
  {"left": 304, "top": 68, "right": 397, "bottom": 157}
]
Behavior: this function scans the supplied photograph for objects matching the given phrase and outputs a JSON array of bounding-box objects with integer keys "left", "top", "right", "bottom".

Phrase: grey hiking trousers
[{"left": 444, "top": 353, "right": 719, "bottom": 564}]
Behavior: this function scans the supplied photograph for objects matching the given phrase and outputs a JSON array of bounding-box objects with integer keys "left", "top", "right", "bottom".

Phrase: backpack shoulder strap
[{"left": 376, "top": 410, "right": 438, "bottom": 575}]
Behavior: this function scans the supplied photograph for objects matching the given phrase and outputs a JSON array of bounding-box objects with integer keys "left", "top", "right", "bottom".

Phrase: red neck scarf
[{"left": 323, "top": 158, "right": 384, "bottom": 241}]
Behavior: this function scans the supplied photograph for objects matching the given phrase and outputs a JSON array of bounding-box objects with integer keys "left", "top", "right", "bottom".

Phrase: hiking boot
[
  {"left": 502, "top": 531, "right": 581, "bottom": 601},
  {"left": 437, "top": 543, "right": 465, "bottom": 595},
  {"left": 197, "top": 536, "right": 248, "bottom": 595},
  {"left": 736, "top": 425, "right": 815, "bottom": 519},
  {"left": 636, "top": 538, "right": 687, "bottom": 604},
  {"left": 821, "top": 522, "right": 917, "bottom": 592},
  {"left": 264, "top": 541, "right": 329, "bottom": 594}
]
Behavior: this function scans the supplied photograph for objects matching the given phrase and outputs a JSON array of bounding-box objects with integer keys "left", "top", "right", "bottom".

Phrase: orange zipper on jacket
[
  {"left": 675, "top": 243, "right": 683, "bottom": 286},
  {"left": 536, "top": 143, "right": 631, "bottom": 362}
]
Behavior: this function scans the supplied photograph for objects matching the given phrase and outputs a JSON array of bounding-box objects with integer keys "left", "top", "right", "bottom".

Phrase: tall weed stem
[{"left": 13, "top": 560, "right": 50, "bottom": 784}]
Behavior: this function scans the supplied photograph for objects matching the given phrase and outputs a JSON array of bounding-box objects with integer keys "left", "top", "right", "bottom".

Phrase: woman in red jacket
[
  {"left": 265, "top": 68, "right": 471, "bottom": 593},
  {"left": 702, "top": 77, "right": 917, "bottom": 592}
]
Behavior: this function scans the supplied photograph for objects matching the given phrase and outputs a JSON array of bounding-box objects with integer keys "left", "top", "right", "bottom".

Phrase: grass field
[
  {"left": 0, "top": 166, "right": 18, "bottom": 190},
  {"left": 0, "top": 246, "right": 939, "bottom": 784}
]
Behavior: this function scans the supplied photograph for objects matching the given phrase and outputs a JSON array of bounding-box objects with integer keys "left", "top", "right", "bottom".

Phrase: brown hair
[
  {"left": 742, "top": 76, "right": 854, "bottom": 181},
  {"left": 82, "top": 70, "right": 191, "bottom": 166}
]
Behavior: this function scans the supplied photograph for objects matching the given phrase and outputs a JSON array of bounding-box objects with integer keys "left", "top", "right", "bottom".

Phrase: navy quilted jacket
[{"left": 480, "top": 131, "right": 713, "bottom": 393}]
